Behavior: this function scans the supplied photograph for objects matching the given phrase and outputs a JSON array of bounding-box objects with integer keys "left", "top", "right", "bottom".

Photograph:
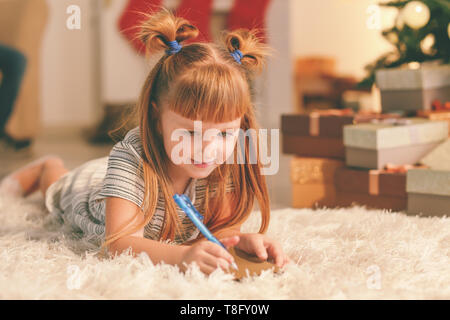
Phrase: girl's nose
[{"left": 202, "top": 138, "right": 219, "bottom": 162}]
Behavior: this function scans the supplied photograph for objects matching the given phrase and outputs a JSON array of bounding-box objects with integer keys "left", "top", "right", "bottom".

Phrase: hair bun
[
  {"left": 137, "top": 8, "right": 199, "bottom": 54},
  {"left": 224, "top": 29, "right": 271, "bottom": 74}
]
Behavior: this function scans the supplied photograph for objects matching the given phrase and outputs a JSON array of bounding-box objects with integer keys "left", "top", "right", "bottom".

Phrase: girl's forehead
[{"left": 165, "top": 109, "right": 242, "bottom": 128}]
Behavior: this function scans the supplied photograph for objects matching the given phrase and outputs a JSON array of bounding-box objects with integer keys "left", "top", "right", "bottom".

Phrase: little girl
[{"left": 0, "top": 9, "right": 289, "bottom": 275}]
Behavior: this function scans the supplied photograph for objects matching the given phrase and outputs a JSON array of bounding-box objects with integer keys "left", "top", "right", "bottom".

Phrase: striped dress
[{"left": 44, "top": 126, "right": 234, "bottom": 247}]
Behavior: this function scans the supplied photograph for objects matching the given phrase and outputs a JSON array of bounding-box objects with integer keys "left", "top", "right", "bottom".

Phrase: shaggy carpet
[{"left": 0, "top": 192, "right": 449, "bottom": 300}]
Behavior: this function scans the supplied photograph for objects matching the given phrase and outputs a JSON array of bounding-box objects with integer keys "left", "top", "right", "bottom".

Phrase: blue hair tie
[
  {"left": 230, "top": 49, "right": 243, "bottom": 64},
  {"left": 166, "top": 40, "right": 182, "bottom": 55}
]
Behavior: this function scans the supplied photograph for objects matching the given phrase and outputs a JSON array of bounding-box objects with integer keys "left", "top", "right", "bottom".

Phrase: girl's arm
[
  {"left": 105, "top": 197, "right": 188, "bottom": 267},
  {"left": 105, "top": 197, "right": 237, "bottom": 273}
]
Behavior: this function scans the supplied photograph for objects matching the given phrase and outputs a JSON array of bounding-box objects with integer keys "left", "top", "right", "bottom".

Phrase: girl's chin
[{"left": 187, "top": 163, "right": 217, "bottom": 178}]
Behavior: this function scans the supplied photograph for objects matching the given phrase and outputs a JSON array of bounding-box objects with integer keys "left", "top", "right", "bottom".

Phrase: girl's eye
[
  {"left": 188, "top": 131, "right": 201, "bottom": 136},
  {"left": 220, "top": 131, "right": 234, "bottom": 138}
]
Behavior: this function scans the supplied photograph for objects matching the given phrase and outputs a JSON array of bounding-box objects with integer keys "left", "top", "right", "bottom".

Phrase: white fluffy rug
[{"left": 0, "top": 192, "right": 449, "bottom": 300}]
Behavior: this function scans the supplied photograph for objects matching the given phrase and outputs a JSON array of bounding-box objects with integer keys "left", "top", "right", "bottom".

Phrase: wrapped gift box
[
  {"left": 419, "top": 138, "right": 450, "bottom": 170},
  {"left": 335, "top": 192, "right": 407, "bottom": 212},
  {"left": 375, "top": 64, "right": 450, "bottom": 112},
  {"left": 406, "top": 168, "right": 450, "bottom": 217},
  {"left": 334, "top": 165, "right": 418, "bottom": 211},
  {"left": 281, "top": 109, "right": 400, "bottom": 159},
  {"left": 283, "top": 135, "right": 345, "bottom": 159},
  {"left": 417, "top": 109, "right": 450, "bottom": 136},
  {"left": 343, "top": 118, "right": 448, "bottom": 169},
  {"left": 335, "top": 167, "right": 407, "bottom": 197},
  {"left": 290, "top": 157, "right": 344, "bottom": 208}
]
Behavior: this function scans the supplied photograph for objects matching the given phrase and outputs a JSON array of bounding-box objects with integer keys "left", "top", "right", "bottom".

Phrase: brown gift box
[
  {"left": 333, "top": 165, "right": 425, "bottom": 211},
  {"left": 292, "top": 183, "right": 337, "bottom": 209},
  {"left": 335, "top": 191, "right": 407, "bottom": 212},
  {"left": 281, "top": 110, "right": 401, "bottom": 159},
  {"left": 295, "top": 56, "right": 336, "bottom": 78},
  {"left": 283, "top": 135, "right": 345, "bottom": 159},
  {"left": 290, "top": 157, "right": 344, "bottom": 208},
  {"left": 281, "top": 110, "right": 401, "bottom": 138},
  {"left": 334, "top": 167, "right": 407, "bottom": 198}
]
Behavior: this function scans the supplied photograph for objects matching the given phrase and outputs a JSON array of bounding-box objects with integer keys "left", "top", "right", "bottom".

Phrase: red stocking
[
  {"left": 118, "top": 0, "right": 163, "bottom": 55},
  {"left": 227, "top": 0, "right": 272, "bottom": 43},
  {"left": 175, "top": 0, "right": 213, "bottom": 43}
]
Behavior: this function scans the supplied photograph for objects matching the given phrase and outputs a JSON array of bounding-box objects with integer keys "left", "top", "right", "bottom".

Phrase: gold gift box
[{"left": 290, "top": 157, "right": 344, "bottom": 208}]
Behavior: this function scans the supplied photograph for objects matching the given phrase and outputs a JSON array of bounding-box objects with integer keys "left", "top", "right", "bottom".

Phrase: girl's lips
[{"left": 191, "top": 159, "right": 215, "bottom": 168}]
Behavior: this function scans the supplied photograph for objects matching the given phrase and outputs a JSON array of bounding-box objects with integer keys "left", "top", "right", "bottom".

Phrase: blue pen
[{"left": 173, "top": 194, "right": 238, "bottom": 271}]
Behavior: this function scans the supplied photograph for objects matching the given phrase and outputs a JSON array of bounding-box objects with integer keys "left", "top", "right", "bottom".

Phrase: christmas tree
[{"left": 359, "top": 0, "right": 450, "bottom": 88}]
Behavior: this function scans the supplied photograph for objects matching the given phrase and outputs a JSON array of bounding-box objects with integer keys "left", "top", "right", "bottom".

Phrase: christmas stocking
[
  {"left": 118, "top": 0, "right": 163, "bottom": 55},
  {"left": 175, "top": 0, "right": 213, "bottom": 43},
  {"left": 227, "top": 0, "right": 272, "bottom": 43}
]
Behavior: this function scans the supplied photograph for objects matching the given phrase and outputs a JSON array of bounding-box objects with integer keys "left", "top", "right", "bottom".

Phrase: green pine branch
[{"left": 358, "top": 0, "right": 450, "bottom": 89}]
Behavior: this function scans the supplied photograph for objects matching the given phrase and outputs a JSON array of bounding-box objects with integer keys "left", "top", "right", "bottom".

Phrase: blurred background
[{"left": 0, "top": 0, "right": 448, "bottom": 208}]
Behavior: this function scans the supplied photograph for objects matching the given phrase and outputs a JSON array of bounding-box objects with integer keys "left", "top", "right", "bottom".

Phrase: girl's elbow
[{"left": 106, "top": 238, "right": 133, "bottom": 258}]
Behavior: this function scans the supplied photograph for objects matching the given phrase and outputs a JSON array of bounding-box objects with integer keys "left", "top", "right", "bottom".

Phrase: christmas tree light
[{"left": 359, "top": 0, "right": 450, "bottom": 88}]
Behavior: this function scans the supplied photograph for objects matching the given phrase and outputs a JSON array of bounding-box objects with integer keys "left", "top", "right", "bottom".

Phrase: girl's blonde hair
[{"left": 101, "top": 7, "right": 272, "bottom": 250}]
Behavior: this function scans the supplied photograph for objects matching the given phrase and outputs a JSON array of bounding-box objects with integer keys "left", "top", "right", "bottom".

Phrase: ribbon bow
[
  {"left": 431, "top": 99, "right": 450, "bottom": 112},
  {"left": 370, "top": 118, "right": 412, "bottom": 126},
  {"left": 383, "top": 163, "right": 415, "bottom": 173}
]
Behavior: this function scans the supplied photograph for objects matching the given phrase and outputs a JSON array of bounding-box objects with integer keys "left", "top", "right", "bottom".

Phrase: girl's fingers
[
  {"left": 203, "top": 242, "right": 235, "bottom": 265},
  {"left": 255, "top": 244, "right": 268, "bottom": 261},
  {"left": 219, "top": 235, "right": 240, "bottom": 249},
  {"left": 214, "top": 258, "right": 232, "bottom": 272},
  {"left": 201, "top": 253, "right": 231, "bottom": 272},
  {"left": 240, "top": 235, "right": 267, "bottom": 261},
  {"left": 265, "top": 241, "right": 284, "bottom": 267},
  {"left": 198, "top": 263, "right": 216, "bottom": 275}
]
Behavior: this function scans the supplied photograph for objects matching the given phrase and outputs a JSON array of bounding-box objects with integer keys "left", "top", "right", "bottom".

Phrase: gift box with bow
[
  {"left": 343, "top": 118, "right": 448, "bottom": 169},
  {"left": 375, "top": 64, "right": 450, "bottom": 112},
  {"left": 281, "top": 109, "right": 400, "bottom": 159},
  {"left": 334, "top": 164, "right": 422, "bottom": 211}
]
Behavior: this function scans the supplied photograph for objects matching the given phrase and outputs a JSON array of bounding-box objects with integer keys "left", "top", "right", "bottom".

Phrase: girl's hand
[
  {"left": 236, "top": 233, "right": 290, "bottom": 268},
  {"left": 179, "top": 236, "right": 240, "bottom": 275}
]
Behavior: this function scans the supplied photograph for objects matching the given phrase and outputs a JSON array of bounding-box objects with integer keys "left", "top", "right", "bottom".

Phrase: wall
[
  {"left": 255, "top": 0, "right": 293, "bottom": 207},
  {"left": 41, "top": 0, "right": 99, "bottom": 126},
  {"left": 290, "top": 0, "right": 396, "bottom": 78}
]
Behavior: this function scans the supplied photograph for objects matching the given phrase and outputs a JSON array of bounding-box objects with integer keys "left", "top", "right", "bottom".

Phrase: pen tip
[{"left": 231, "top": 262, "right": 238, "bottom": 271}]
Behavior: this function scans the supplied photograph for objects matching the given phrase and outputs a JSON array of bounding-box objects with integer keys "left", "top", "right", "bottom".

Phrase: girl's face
[{"left": 160, "top": 108, "right": 242, "bottom": 179}]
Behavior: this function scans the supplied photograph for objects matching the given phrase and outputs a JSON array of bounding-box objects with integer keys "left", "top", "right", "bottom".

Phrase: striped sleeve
[
  {"left": 97, "top": 140, "right": 145, "bottom": 209},
  {"left": 207, "top": 174, "right": 236, "bottom": 198}
]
